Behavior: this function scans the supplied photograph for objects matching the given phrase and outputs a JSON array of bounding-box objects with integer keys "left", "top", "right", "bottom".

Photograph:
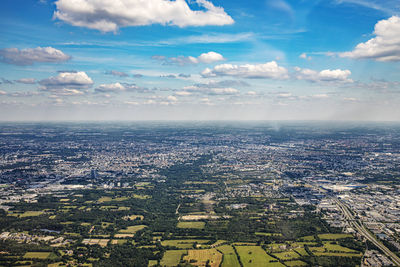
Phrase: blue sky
[{"left": 0, "top": 0, "right": 399, "bottom": 121}]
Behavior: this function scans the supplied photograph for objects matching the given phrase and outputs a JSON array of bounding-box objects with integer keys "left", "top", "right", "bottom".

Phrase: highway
[{"left": 334, "top": 198, "right": 400, "bottom": 266}]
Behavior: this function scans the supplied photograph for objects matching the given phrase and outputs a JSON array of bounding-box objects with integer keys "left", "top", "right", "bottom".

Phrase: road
[{"left": 335, "top": 198, "right": 400, "bottom": 266}]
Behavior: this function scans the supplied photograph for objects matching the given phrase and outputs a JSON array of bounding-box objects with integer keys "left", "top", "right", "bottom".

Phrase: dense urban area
[{"left": 0, "top": 122, "right": 399, "bottom": 267}]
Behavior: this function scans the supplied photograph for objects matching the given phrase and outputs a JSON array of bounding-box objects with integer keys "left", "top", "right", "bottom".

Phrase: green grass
[
  {"left": 294, "top": 248, "right": 309, "bottom": 256},
  {"left": 177, "top": 221, "right": 205, "bottom": 229},
  {"left": 97, "top": 196, "right": 112, "bottom": 203},
  {"left": 132, "top": 194, "right": 151, "bottom": 199},
  {"left": 218, "top": 245, "right": 241, "bottom": 267},
  {"left": 119, "top": 225, "right": 147, "bottom": 234},
  {"left": 161, "top": 239, "right": 210, "bottom": 249},
  {"left": 273, "top": 250, "right": 300, "bottom": 260},
  {"left": 235, "top": 246, "right": 284, "bottom": 267},
  {"left": 284, "top": 260, "right": 308, "bottom": 266},
  {"left": 318, "top": 234, "right": 353, "bottom": 240},
  {"left": 148, "top": 260, "right": 158, "bottom": 267},
  {"left": 255, "top": 232, "right": 282, "bottom": 237},
  {"left": 10, "top": 211, "right": 45, "bottom": 218},
  {"left": 24, "top": 252, "right": 51, "bottom": 259},
  {"left": 299, "top": 235, "right": 315, "bottom": 241},
  {"left": 160, "top": 250, "right": 187, "bottom": 266}
]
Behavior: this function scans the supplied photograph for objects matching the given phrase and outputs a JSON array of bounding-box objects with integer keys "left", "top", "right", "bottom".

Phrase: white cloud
[
  {"left": 209, "top": 88, "right": 239, "bottom": 95},
  {"left": 167, "top": 95, "right": 178, "bottom": 102},
  {"left": 154, "top": 51, "right": 225, "bottom": 65},
  {"left": 311, "top": 94, "right": 330, "bottom": 99},
  {"left": 39, "top": 71, "right": 93, "bottom": 93},
  {"left": 175, "top": 91, "right": 192, "bottom": 96},
  {"left": 0, "top": 47, "right": 70, "bottom": 65},
  {"left": 95, "top": 82, "right": 148, "bottom": 93},
  {"left": 197, "top": 52, "right": 225, "bottom": 63},
  {"left": 15, "top": 78, "right": 36, "bottom": 84},
  {"left": 0, "top": 90, "right": 6, "bottom": 95},
  {"left": 294, "top": 67, "right": 353, "bottom": 83},
  {"left": 54, "top": 0, "right": 234, "bottom": 33},
  {"left": 201, "top": 61, "right": 289, "bottom": 79},
  {"left": 340, "top": 16, "right": 400, "bottom": 61}
]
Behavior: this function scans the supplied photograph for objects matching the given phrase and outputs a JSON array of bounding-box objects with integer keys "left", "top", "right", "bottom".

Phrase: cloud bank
[
  {"left": 0, "top": 47, "right": 71, "bottom": 65},
  {"left": 54, "top": 0, "right": 234, "bottom": 32},
  {"left": 201, "top": 61, "right": 289, "bottom": 79}
]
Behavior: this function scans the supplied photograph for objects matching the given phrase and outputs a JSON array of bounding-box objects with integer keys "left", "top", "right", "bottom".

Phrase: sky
[{"left": 0, "top": 0, "right": 400, "bottom": 121}]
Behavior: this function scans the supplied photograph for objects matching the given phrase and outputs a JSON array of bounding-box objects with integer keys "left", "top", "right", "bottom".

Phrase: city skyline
[{"left": 1, "top": 0, "right": 400, "bottom": 121}]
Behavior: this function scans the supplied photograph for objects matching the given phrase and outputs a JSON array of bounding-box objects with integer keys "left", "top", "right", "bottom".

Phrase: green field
[
  {"left": 161, "top": 239, "right": 210, "bottom": 249},
  {"left": 255, "top": 232, "right": 282, "bottom": 237},
  {"left": 160, "top": 250, "right": 187, "bottom": 266},
  {"left": 119, "top": 225, "right": 147, "bottom": 234},
  {"left": 218, "top": 245, "right": 241, "bottom": 267},
  {"left": 284, "top": 260, "right": 308, "bottom": 266},
  {"left": 148, "top": 260, "right": 158, "bottom": 267},
  {"left": 177, "top": 221, "right": 206, "bottom": 229},
  {"left": 9, "top": 211, "right": 45, "bottom": 218},
  {"left": 184, "top": 249, "right": 222, "bottom": 267},
  {"left": 24, "top": 252, "right": 52, "bottom": 259},
  {"left": 235, "top": 246, "right": 284, "bottom": 267},
  {"left": 318, "top": 234, "right": 353, "bottom": 240},
  {"left": 273, "top": 250, "right": 301, "bottom": 260}
]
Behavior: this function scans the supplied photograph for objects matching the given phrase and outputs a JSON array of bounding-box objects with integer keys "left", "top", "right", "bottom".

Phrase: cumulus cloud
[
  {"left": 8, "top": 91, "right": 41, "bottom": 97},
  {"left": 95, "top": 82, "right": 148, "bottom": 93},
  {"left": 175, "top": 91, "right": 192, "bottom": 96},
  {"left": 153, "top": 51, "right": 225, "bottom": 65},
  {"left": 106, "top": 70, "right": 129, "bottom": 77},
  {"left": 294, "top": 67, "right": 353, "bottom": 83},
  {"left": 201, "top": 61, "right": 289, "bottom": 79},
  {"left": 209, "top": 88, "right": 239, "bottom": 95},
  {"left": 183, "top": 84, "right": 240, "bottom": 95},
  {"left": 0, "top": 47, "right": 70, "bottom": 65},
  {"left": 54, "top": 0, "right": 234, "bottom": 33},
  {"left": 15, "top": 78, "right": 36, "bottom": 84},
  {"left": 340, "top": 16, "right": 400, "bottom": 61},
  {"left": 39, "top": 71, "right": 93, "bottom": 94}
]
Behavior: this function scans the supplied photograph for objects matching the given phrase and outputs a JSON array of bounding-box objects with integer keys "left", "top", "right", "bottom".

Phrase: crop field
[
  {"left": 118, "top": 225, "right": 147, "bottom": 233},
  {"left": 23, "top": 252, "right": 52, "bottom": 259},
  {"left": 161, "top": 239, "right": 210, "bottom": 249},
  {"left": 177, "top": 221, "right": 206, "bottom": 229},
  {"left": 217, "top": 245, "right": 240, "bottom": 267},
  {"left": 235, "top": 246, "right": 284, "bottom": 267},
  {"left": 183, "top": 248, "right": 222, "bottom": 267},
  {"left": 160, "top": 250, "right": 187, "bottom": 266}
]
